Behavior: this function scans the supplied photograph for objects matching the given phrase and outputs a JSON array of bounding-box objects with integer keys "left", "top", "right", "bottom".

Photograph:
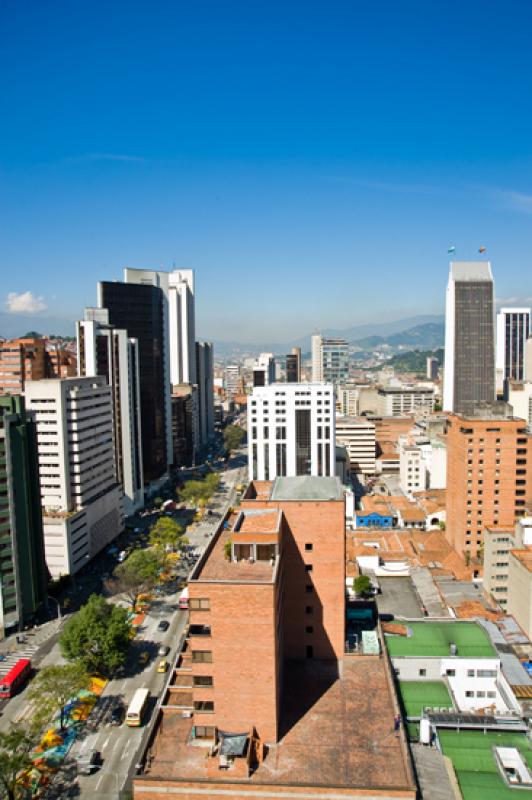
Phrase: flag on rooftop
[
  {"left": 479, "top": 246, "right": 487, "bottom": 253},
  {"left": 447, "top": 246, "right": 456, "bottom": 254}
]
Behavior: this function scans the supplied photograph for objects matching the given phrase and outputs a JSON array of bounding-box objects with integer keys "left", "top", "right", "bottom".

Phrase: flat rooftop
[
  {"left": 439, "top": 729, "right": 532, "bottom": 800},
  {"left": 385, "top": 621, "right": 496, "bottom": 658},
  {"left": 140, "top": 658, "right": 415, "bottom": 794},
  {"left": 511, "top": 547, "right": 532, "bottom": 572},
  {"left": 236, "top": 509, "right": 280, "bottom": 535},
  {"left": 270, "top": 475, "right": 343, "bottom": 501},
  {"left": 193, "top": 523, "right": 275, "bottom": 583},
  {"left": 398, "top": 681, "right": 453, "bottom": 718}
]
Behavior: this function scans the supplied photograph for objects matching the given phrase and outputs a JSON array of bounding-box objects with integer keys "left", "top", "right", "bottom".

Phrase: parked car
[
  {"left": 157, "top": 620, "right": 170, "bottom": 632},
  {"left": 157, "top": 658, "right": 168, "bottom": 673},
  {"left": 158, "top": 644, "right": 170, "bottom": 656},
  {"left": 110, "top": 703, "right": 124, "bottom": 726}
]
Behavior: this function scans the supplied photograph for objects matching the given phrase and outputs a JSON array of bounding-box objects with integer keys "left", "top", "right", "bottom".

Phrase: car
[
  {"left": 138, "top": 651, "right": 150, "bottom": 665},
  {"left": 157, "top": 620, "right": 170, "bottom": 632},
  {"left": 157, "top": 658, "right": 168, "bottom": 673},
  {"left": 110, "top": 703, "right": 124, "bottom": 726},
  {"left": 158, "top": 644, "right": 170, "bottom": 656}
]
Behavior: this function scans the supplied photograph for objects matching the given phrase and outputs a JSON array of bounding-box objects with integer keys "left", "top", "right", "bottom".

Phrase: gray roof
[
  {"left": 450, "top": 261, "right": 493, "bottom": 282},
  {"left": 270, "top": 476, "right": 343, "bottom": 501}
]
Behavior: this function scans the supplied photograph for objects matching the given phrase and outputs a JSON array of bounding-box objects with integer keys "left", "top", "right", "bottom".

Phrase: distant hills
[{"left": 213, "top": 315, "right": 445, "bottom": 357}]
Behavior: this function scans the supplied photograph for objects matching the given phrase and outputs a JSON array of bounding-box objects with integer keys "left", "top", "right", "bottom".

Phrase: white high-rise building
[
  {"left": 252, "top": 353, "right": 275, "bottom": 387},
  {"left": 247, "top": 384, "right": 335, "bottom": 481},
  {"left": 224, "top": 365, "right": 241, "bottom": 398},
  {"left": 443, "top": 262, "right": 495, "bottom": 414},
  {"left": 311, "top": 335, "right": 349, "bottom": 386},
  {"left": 496, "top": 307, "right": 531, "bottom": 393},
  {"left": 335, "top": 416, "right": 376, "bottom": 477},
  {"left": 24, "top": 377, "right": 123, "bottom": 577},
  {"left": 77, "top": 309, "right": 144, "bottom": 514}
]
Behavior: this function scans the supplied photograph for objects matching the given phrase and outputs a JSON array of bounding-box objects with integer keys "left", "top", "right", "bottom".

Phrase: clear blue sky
[{"left": 1, "top": 0, "right": 532, "bottom": 341}]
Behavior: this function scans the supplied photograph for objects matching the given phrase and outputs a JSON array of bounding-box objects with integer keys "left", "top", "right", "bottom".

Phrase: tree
[
  {"left": 107, "top": 549, "right": 162, "bottom": 609},
  {"left": 353, "top": 575, "right": 371, "bottom": 596},
  {"left": 60, "top": 594, "right": 132, "bottom": 676},
  {"left": 149, "top": 517, "right": 186, "bottom": 552},
  {"left": 0, "top": 726, "right": 36, "bottom": 800},
  {"left": 223, "top": 424, "right": 245, "bottom": 453},
  {"left": 179, "top": 473, "right": 219, "bottom": 508},
  {"left": 28, "top": 664, "right": 91, "bottom": 731}
]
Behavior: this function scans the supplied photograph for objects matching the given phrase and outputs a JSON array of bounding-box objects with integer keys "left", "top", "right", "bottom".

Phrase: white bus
[{"left": 126, "top": 688, "right": 150, "bottom": 727}]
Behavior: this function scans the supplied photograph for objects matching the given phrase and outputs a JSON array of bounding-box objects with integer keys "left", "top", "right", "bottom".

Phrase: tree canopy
[
  {"left": 179, "top": 472, "right": 219, "bottom": 507},
  {"left": 149, "top": 516, "right": 186, "bottom": 552},
  {"left": 353, "top": 575, "right": 371, "bottom": 596},
  {"left": 28, "top": 664, "right": 91, "bottom": 731},
  {"left": 107, "top": 548, "right": 162, "bottom": 608},
  {"left": 0, "top": 726, "right": 36, "bottom": 800},
  {"left": 59, "top": 594, "right": 132, "bottom": 675},
  {"left": 223, "top": 424, "right": 245, "bottom": 453}
]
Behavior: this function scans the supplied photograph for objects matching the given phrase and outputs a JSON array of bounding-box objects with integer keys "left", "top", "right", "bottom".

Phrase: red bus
[{"left": 0, "top": 659, "right": 31, "bottom": 698}]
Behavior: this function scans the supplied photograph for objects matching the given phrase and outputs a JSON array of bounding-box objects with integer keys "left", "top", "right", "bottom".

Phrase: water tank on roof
[
  {"left": 420, "top": 718, "right": 431, "bottom": 746},
  {"left": 450, "top": 642, "right": 458, "bottom": 656}
]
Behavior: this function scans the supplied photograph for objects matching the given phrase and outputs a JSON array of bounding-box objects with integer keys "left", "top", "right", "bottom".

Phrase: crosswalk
[{"left": 0, "top": 646, "right": 39, "bottom": 677}]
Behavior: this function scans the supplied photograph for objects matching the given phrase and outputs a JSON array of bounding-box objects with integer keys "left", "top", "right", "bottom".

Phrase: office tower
[
  {"left": 171, "top": 385, "right": 198, "bottom": 467},
  {"left": 443, "top": 262, "right": 495, "bottom": 415},
  {"left": 25, "top": 377, "right": 122, "bottom": 577},
  {"left": 285, "top": 347, "right": 301, "bottom": 382},
  {"left": 426, "top": 356, "right": 439, "bottom": 380},
  {"left": 98, "top": 279, "right": 168, "bottom": 483},
  {"left": 195, "top": 342, "right": 215, "bottom": 446},
  {"left": 247, "top": 384, "right": 335, "bottom": 481},
  {"left": 335, "top": 416, "right": 376, "bottom": 477},
  {"left": 136, "top": 476, "right": 415, "bottom": 799},
  {"left": 496, "top": 308, "right": 531, "bottom": 392},
  {"left": 445, "top": 404, "right": 532, "bottom": 562},
  {"left": 224, "top": 365, "right": 241, "bottom": 399},
  {"left": 0, "top": 338, "right": 47, "bottom": 393},
  {"left": 77, "top": 309, "right": 144, "bottom": 514},
  {"left": 311, "top": 334, "right": 349, "bottom": 386},
  {"left": 376, "top": 385, "right": 435, "bottom": 417},
  {"left": 0, "top": 396, "right": 47, "bottom": 635},
  {"left": 252, "top": 352, "right": 275, "bottom": 387},
  {"left": 526, "top": 338, "right": 532, "bottom": 382}
]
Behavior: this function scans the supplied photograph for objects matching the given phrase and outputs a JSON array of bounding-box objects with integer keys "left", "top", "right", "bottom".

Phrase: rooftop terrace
[
  {"left": 385, "top": 621, "right": 496, "bottom": 658},
  {"left": 140, "top": 658, "right": 415, "bottom": 795},
  {"left": 398, "top": 681, "right": 453, "bottom": 718},
  {"left": 193, "top": 521, "right": 275, "bottom": 583},
  {"left": 270, "top": 475, "right": 343, "bottom": 501}
]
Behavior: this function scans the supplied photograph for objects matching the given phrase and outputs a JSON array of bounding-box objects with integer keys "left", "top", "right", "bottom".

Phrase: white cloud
[{"left": 6, "top": 291, "right": 47, "bottom": 314}]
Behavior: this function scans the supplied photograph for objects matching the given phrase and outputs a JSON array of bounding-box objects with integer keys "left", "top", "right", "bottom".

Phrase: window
[
  {"left": 194, "top": 701, "right": 214, "bottom": 712},
  {"left": 476, "top": 669, "right": 497, "bottom": 678},
  {"left": 305, "top": 564, "right": 313, "bottom": 572},
  {"left": 306, "top": 645, "right": 314, "bottom": 658},
  {"left": 193, "top": 675, "right": 213, "bottom": 687},
  {"left": 189, "top": 598, "right": 210, "bottom": 611},
  {"left": 467, "top": 669, "right": 475, "bottom": 677},
  {"left": 476, "top": 691, "right": 486, "bottom": 698},
  {"left": 305, "top": 585, "right": 313, "bottom": 593},
  {"left": 306, "top": 626, "right": 314, "bottom": 634},
  {"left": 194, "top": 726, "right": 215, "bottom": 739},
  {"left": 192, "top": 651, "right": 212, "bottom": 663},
  {"left": 465, "top": 691, "right": 474, "bottom": 698},
  {"left": 419, "top": 669, "right": 426, "bottom": 677},
  {"left": 305, "top": 543, "right": 313, "bottom": 551},
  {"left": 305, "top": 606, "right": 313, "bottom": 614},
  {"left": 487, "top": 691, "right": 496, "bottom": 698},
  {"left": 446, "top": 669, "right": 456, "bottom": 677}
]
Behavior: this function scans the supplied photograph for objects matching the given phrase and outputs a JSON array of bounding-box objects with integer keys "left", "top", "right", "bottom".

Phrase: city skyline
[{"left": 2, "top": 2, "right": 532, "bottom": 340}]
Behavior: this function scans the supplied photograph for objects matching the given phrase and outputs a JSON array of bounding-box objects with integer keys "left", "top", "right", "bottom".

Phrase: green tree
[
  {"left": 28, "top": 664, "right": 91, "bottom": 731},
  {"left": 353, "top": 575, "right": 371, "bottom": 596},
  {"left": 223, "top": 424, "right": 245, "bottom": 453},
  {"left": 60, "top": 594, "right": 132, "bottom": 676},
  {"left": 179, "top": 473, "right": 219, "bottom": 508},
  {"left": 108, "top": 549, "right": 162, "bottom": 608},
  {"left": 0, "top": 726, "right": 36, "bottom": 800},
  {"left": 149, "top": 517, "right": 186, "bottom": 552}
]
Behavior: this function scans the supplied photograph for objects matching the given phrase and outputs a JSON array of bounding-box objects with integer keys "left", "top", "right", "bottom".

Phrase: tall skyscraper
[
  {"left": 286, "top": 347, "right": 301, "bottom": 382},
  {"left": 311, "top": 335, "right": 349, "bottom": 386},
  {"left": 443, "top": 262, "right": 495, "bottom": 415},
  {"left": 248, "top": 384, "right": 335, "bottom": 480},
  {"left": 195, "top": 341, "right": 215, "bottom": 446},
  {"left": 77, "top": 308, "right": 144, "bottom": 514},
  {"left": 496, "top": 307, "right": 531, "bottom": 392},
  {"left": 252, "top": 353, "right": 275, "bottom": 387},
  {"left": 98, "top": 279, "right": 169, "bottom": 483},
  {"left": 25, "top": 377, "right": 123, "bottom": 577},
  {"left": 0, "top": 396, "right": 47, "bottom": 634}
]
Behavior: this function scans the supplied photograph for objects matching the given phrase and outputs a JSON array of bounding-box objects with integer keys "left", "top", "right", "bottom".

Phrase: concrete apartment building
[
  {"left": 77, "top": 309, "right": 144, "bottom": 514},
  {"left": 0, "top": 337, "right": 76, "bottom": 395},
  {"left": 335, "top": 415, "right": 376, "bottom": 478},
  {"left": 252, "top": 352, "right": 275, "bottom": 387},
  {"left": 135, "top": 476, "right": 416, "bottom": 800},
  {"left": 0, "top": 396, "right": 47, "bottom": 635},
  {"left": 248, "top": 384, "right": 336, "bottom": 481},
  {"left": 443, "top": 261, "right": 496, "bottom": 415},
  {"left": 496, "top": 307, "right": 531, "bottom": 393},
  {"left": 399, "top": 436, "right": 447, "bottom": 494},
  {"left": 223, "top": 364, "right": 241, "bottom": 399},
  {"left": 483, "top": 518, "right": 532, "bottom": 609},
  {"left": 24, "top": 377, "right": 123, "bottom": 577},
  {"left": 376, "top": 384, "right": 435, "bottom": 417},
  {"left": 311, "top": 334, "right": 350, "bottom": 386},
  {"left": 445, "top": 405, "right": 532, "bottom": 563}
]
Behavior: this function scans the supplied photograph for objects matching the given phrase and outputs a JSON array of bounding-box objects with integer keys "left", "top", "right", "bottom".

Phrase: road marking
[
  {"left": 102, "top": 734, "right": 110, "bottom": 750},
  {"left": 95, "top": 772, "right": 105, "bottom": 790}
]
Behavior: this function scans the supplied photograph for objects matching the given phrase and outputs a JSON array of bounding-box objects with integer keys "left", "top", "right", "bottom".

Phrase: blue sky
[{"left": 1, "top": 0, "right": 532, "bottom": 341}]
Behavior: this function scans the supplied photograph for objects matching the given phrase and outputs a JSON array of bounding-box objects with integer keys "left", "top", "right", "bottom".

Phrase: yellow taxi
[{"left": 157, "top": 658, "right": 168, "bottom": 673}]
